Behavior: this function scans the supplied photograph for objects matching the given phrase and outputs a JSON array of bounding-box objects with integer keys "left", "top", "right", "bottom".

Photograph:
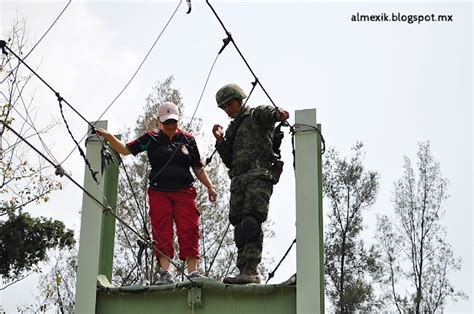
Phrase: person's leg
[
  {"left": 186, "top": 256, "right": 198, "bottom": 273},
  {"left": 173, "top": 186, "right": 201, "bottom": 272},
  {"left": 148, "top": 189, "right": 175, "bottom": 269},
  {"left": 159, "top": 256, "right": 171, "bottom": 272},
  {"left": 224, "top": 179, "right": 273, "bottom": 284},
  {"left": 235, "top": 216, "right": 263, "bottom": 274}
]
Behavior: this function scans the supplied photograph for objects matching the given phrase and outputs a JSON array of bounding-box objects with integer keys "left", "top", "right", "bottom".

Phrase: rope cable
[
  {"left": 1, "top": 0, "right": 72, "bottom": 84},
  {"left": 265, "top": 238, "right": 296, "bottom": 284},
  {"left": 1, "top": 43, "right": 107, "bottom": 181},
  {"left": 186, "top": 52, "right": 219, "bottom": 131},
  {"left": 2, "top": 119, "right": 197, "bottom": 283},
  {"left": 58, "top": 0, "right": 184, "bottom": 167},
  {"left": 57, "top": 98, "right": 99, "bottom": 183},
  {"left": 205, "top": 1, "right": 282, "bottom": 113}
]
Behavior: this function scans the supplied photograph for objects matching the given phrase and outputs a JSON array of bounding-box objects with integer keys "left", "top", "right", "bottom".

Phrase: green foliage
[
  {"left": 0, "top": 212, "right": 75, "bottom": 280},
  {"left": 323, "top": 142, "right": 382, "bottom": 312},
  {"left": 0, "top": 18, "right": 70, "bottom": 291}
]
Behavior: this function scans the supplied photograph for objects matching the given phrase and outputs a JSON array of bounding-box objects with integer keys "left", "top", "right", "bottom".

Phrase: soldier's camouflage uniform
[{"left": 216, "top": 104, "right": 279, "bottom": 271}]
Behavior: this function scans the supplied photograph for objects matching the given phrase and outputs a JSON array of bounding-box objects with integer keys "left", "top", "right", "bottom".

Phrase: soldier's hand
[
  {"left": 212, "top": 124, "right": 225, "bottom": 143},
  {"left": 96, "top": 128, "right": 110, "bottom": 139},
  {"left": 274, "top": 108, "right": 289, "bottom": 121}
]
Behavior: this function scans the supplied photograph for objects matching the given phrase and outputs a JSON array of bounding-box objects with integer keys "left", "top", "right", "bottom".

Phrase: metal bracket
[
  {"left": 293, "top": 123, "right": 318, "bottom": 133},
  {"left": 187, "top": 287, "right": 203, "bottom": 309}
]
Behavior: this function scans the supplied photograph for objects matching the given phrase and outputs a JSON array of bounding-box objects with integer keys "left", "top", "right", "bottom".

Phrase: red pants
[{"left": 148, "top": 186, "right": 200, "bottom": 261}]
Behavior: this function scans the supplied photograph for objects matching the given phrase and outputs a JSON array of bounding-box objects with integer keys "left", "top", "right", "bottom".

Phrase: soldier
[{"left": 212, "top": 83, "right": 289, "bottom": 284}]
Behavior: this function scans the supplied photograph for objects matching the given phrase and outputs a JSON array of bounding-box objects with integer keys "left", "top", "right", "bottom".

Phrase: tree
[
  {"left": 17, "top": 248, "right": 77, "bottom": 313},
  {"left": 323, "top": 142, "right": 382, "bottom": 312},
  {"left": 376, "top": 141, "right": 467, "bottom": 313},
  {"left": 0, "top": 18, "right": 74, "bottom": 289}
]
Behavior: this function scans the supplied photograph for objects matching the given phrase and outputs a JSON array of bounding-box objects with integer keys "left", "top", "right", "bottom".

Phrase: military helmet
[{"left": 215, "top": 83, "right": 247, "bottom": 107}]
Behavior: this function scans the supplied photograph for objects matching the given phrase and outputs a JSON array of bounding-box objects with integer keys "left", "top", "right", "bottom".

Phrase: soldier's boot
[{"left": 223, "top": 265, "right": 261, "bottom": 285}]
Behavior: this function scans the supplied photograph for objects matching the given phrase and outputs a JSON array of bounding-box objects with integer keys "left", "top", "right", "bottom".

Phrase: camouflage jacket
[{"left": 216, "top": 105, "right": 279, "bottom": 181}]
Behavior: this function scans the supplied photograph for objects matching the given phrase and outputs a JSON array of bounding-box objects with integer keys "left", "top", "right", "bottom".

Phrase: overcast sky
[{"left": 1, "top": 0, "right": 472, "bottom": 312}]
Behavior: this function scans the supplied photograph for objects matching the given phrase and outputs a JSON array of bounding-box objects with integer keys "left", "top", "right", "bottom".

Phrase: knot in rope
[
  {"left": 218, "top": 33, "right": 232, "bottom": 54},
  {"left": 55, "top": 92, "right": 63, "bottom": 103},
  {"left": 54, "top": 165, "right": 65, "bottom": 177}
]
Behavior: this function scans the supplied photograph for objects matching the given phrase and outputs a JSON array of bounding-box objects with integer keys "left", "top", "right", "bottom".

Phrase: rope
[
  {"left": 1, "top": 43, "right": 107, "bottom": 181},
  {"left": 265, "top": 238, "right": 296, "bottom": 284},
  {"left": 1, "top": 89, "right": 59, "bottom": 165},
  {"left": 58, "top": 0, "right": 184, "bottom": 167},
  {"left": 0, "top": 0, "right": 72, "bottom": 84},
  {"left": 291, "top": 123, "right": 326, "bottom": 154},
  {"left": 186, "top": 52, "right": 219, "bottom": 130},
  {"left": 57, "top": 97, "right": 99, "bottom": 183},
  {"left": 2, "top": 119, "right": 197, "bottom": 284},
  {"left": 205, "top": 1, "right": 285, "bottom": 115},
  {"left": 2, "top": 44, "right": 97, "bottom": 131}
]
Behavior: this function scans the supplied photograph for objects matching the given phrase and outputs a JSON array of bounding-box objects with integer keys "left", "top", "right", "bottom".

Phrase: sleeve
[
  {"left": 189, "top": 136, "right": 204, "bottom": 168},
  {"left": 216, "top": 139, "right": 233, "bottom": 169},
  {"left": 251, "top": 105, "right": 278, "bottom": 130},
  {"left": 125, "top": 133, "right": 151, "bottom": 156}
]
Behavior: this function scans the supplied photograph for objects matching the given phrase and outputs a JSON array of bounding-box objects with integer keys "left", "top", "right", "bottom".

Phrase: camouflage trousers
[{"left": 229, "top": 174, "right": 273, "bottom": 269}]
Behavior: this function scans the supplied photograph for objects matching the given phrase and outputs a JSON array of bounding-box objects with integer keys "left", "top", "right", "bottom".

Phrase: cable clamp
[
  {"left": 218, "top": 33, "right": 232, "bottom": 54},
  {"left": 0, "top": 40, "right": 7, "bottom": 56},
  {"left": 55, "top": 165, "right": 65, "bottom": 177},
  {"left": 55, "top": 92, "right": 63, "bottom": 103},
  {"left": 293, "top": 123, "right": 317, "bottom": 133},
  {"left": 102, "top": 206, "right": 113, "bottom": 214},
  {"left": 186, "top": 0, "right": 192, "bottom": 14}
]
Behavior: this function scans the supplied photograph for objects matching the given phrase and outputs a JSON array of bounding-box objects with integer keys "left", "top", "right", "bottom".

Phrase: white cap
[{"left": 158, "top": 101, "right": 180, "bottom": 122}]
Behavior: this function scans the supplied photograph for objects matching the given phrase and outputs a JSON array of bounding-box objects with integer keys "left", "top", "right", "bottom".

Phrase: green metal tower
[{"left": 75, "top": 109, "right": 324, "bottom": 313}]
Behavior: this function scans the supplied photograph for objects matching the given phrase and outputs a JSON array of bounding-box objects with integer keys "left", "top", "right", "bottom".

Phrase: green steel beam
[
  {"left": 96, "top": 278, "right": 296, "bottom": 314},
  {"left": 75, "top": 121, "right": 107, "bottom": 314},
  {"left": 98, "top": 135, "right": 121, "bottom": 281},
  {"left": 90, "top": 109, "right": 325, "bottom": 314},
  {"left": 317, "top": 123, "right": 324, "bottom": 309},
  {"left": 295, "top": 110, "right": 324, "bottom": 313}
]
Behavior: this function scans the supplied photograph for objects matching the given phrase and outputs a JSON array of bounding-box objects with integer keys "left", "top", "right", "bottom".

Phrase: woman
[{"left": 97, "top": 101, "right": 217, "bottom": 284}]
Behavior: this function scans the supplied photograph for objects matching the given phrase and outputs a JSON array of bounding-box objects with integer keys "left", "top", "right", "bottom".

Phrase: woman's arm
[
  {"left": 192, "top": 167, "right": 217, "bottom": 202},
  {"left": 96, "top": 128, "right": 131, "bottom": 155}
]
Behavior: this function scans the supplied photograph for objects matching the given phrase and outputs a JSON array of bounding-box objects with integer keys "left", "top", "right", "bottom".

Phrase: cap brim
[{"left": 159, "top": 114, "right": 180, "bottom": 122}]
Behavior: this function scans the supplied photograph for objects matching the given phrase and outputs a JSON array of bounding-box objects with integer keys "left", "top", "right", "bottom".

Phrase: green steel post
[
  {"left": 317, "top": 123, "right": 324, "bottom": 312},
  {"left": 75, "top": 120, "right": 107, "bottom": 314},
  {"left": 295, "top": 110, "right": 324, "bottom": 314},
  {"left": 98, "top": 135, "right": 120, "bottom": 281}
]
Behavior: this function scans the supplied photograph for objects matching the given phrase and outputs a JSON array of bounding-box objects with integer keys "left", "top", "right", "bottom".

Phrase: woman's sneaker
[
  {"left": 156, "top": 270, "right": 174, "bottom": 284},
  {"left": 188, "top": 271, "right": 204, "bottom": 279}
]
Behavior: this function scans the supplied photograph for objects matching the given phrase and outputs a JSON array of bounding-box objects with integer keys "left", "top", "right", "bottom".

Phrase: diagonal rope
[
  {"left": 1, "top": 119, "right": 197, "bottom": 284},
  {"left": 1, "top": 42, "right": 108, "bottom": 182},
  {"left": 186, "top": 52, "right": 219, "bottom": 131},
  {"left": 58, "top": 0, "right": 184, "bottom": 166},
  {"left": 1, "top": 0, "right": 72, "bottom": 84},
  {"left": 206, "top": 1, "right": 280, "bottom": 112},
  {"left": 265, "top": 238, "right": 296, "bottom": 284}
]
